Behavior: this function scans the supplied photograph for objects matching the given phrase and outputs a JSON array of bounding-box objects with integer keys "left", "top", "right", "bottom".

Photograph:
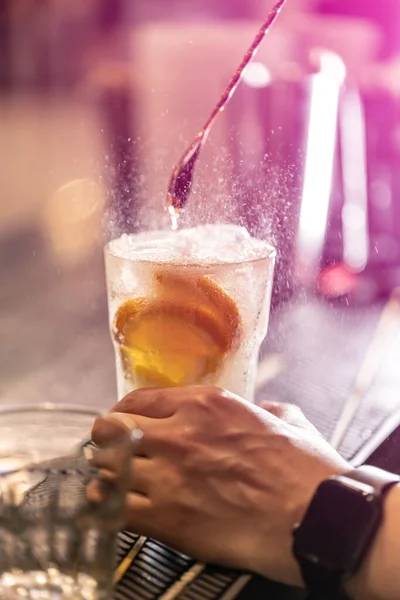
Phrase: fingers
[
  {"left": 131, "top": 457, "right": 152, "bottom": 496},
  {"left": 124, "top": 494, "right": 161, "bottom": 539},
  {"left": 91, "top": 414, "right": 136, "bottom": 446},
  {"left": 124, "top": 493, "right": 153, "bottom": 528},
  {"left": 86, "top": 444, "right": 135, "bottom": 506},
  {"left": 92, "top": 414, "right": 160, "bottom": 456},
  {"left": 90, "top": 424, "right": 153, "bottom": 495},
  {"left": 112, "top": 388, "right": 181, "bottom": 419},
  {"left": 111, "top": 386, "right": 216, "bottom": 419}
]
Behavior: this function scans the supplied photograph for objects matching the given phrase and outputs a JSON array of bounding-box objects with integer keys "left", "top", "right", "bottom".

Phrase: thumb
[{"left": 92, "top": 412, "right": 139, "bottom": 446}]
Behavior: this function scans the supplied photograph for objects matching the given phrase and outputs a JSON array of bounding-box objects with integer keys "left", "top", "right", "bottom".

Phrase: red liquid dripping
[{"left": 167, "top": 0, "right": 287, "bottom": 229}]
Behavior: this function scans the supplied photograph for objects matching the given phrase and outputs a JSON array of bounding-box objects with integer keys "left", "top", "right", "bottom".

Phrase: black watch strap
[
  {"left": 346, "top": 465, "right": 400, "bottom": 494},
  {"left": 300, "top": 561, "right": 352, "bottom": 600},
  {"left": 301, "top": 564, "right": 348, "bottom": 600}
]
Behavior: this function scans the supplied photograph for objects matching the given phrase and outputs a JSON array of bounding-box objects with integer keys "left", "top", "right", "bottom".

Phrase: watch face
[{"left": 293, "top": 478, "right": 382, "bottom": 570}]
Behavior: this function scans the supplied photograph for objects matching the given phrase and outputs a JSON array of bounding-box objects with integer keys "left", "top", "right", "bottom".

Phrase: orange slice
[
  {"left": 114, "top": 300, "right": 223, "bottom": 386},
  {"left": 113, "top": 271, "right": 240, "bottom": 388},
  {"left": 154, "top": 271, "right": 240, "bottom": 352}
]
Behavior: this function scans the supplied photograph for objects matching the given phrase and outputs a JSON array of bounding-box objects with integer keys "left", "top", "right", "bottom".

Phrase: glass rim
[
  {"left": 0, "top": 403, "right": 103, "bottom": 419},
  {"left": 104, "top": 237, "right": 276, "bottom": 270}
]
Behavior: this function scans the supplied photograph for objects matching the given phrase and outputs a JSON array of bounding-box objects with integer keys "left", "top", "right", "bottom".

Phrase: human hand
[{"left": 92, "top": 387, "right": 349, "bottom": 586}]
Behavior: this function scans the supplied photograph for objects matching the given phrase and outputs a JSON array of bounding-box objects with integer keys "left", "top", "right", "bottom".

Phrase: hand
[{"left": 92, "top": 386, "right": 350, "bottom": 586}]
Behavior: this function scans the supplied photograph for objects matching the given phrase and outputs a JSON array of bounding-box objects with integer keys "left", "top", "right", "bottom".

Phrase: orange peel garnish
[
  {"left": 113, "top": 270, "right": 240, "bottom": 387},
  {"left": 154, "top": 271, "right": 240, "bottom": 351}
]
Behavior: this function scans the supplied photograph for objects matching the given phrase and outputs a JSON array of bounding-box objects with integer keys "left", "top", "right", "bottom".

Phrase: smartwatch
[{"left": 292, "top": 465, "right": 400, "bottom": 599}]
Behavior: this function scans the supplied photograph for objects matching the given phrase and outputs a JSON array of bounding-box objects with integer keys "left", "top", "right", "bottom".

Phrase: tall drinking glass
[
  {"left": 105, "top": 224, "right": 276, "bottom": 402},
  {"left": 0, "top": 404, "right": 132, "bottom": 600}
]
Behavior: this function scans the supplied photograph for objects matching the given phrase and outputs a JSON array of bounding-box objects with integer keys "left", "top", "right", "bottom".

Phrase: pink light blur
[
  {"left": 340, "top": 86, "right": 369, "bottom": 272},
  {"left": 297, "top": 52, "right": 346, "bottom": 283}
]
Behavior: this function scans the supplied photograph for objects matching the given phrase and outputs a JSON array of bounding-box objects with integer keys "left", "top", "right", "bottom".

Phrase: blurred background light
[{"left": 242, "top": 61, "right": 272, "bottom": 88}]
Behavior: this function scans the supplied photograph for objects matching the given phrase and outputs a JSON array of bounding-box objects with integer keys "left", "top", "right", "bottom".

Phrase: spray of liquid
[{"left": 167, "top": 0, "right": 288, "bottom": 230}]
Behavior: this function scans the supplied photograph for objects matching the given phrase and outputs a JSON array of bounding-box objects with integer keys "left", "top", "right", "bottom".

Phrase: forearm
[{"left": 346, "top": 484, "right": 400, "bottom": 600}]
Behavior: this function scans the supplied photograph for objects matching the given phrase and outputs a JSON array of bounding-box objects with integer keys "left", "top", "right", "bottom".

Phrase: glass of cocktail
[{"left": 105, "top": 224, "right": 275, "bottom": 402}]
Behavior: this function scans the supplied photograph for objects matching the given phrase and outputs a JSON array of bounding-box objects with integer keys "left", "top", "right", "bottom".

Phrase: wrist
[{"left": 252, "top": 537, "right": 304, "bottom": 588}]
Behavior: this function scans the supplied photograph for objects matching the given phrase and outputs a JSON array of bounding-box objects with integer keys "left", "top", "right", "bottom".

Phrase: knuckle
[
  {"left": 286, "top": 402, "right": 303, "bottom": 414},
  {"left": 180, "top": 422, "right": 198, "bottom": 443},
  {"left": 286, "top": 404, "right": 306, "bottom": 422},
  {"left": 262, "top": 402, "right": 286, "bottom": 417},
  {"left": 267, "top": 402, "right": 305, "bottom": 423},
  {"left": 187, "top": 386, "right": 212, "bottom": 407},
  {"left": 178, "top": 386, "right": 214, "bottom": 414},
  {"left": 195, "top": 386, "right": 231, "bottom": 411}
]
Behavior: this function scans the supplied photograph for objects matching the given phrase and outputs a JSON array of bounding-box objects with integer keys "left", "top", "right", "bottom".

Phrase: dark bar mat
[
  {"left": 114, "top": 533, "right": 306, "bottom": 600},
  {"left": 257, "top": 296, "right": 400, "bottom": 458}
]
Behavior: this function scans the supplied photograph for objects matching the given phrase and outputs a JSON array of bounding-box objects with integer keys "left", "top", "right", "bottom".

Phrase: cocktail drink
[{"left": 105, "top": 224, "right": 275, "bottom": 402}]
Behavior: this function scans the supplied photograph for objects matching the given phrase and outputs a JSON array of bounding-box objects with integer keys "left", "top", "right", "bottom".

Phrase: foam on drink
[{"left": 107, "top": 225, "right": 271, "bottom": 265}]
